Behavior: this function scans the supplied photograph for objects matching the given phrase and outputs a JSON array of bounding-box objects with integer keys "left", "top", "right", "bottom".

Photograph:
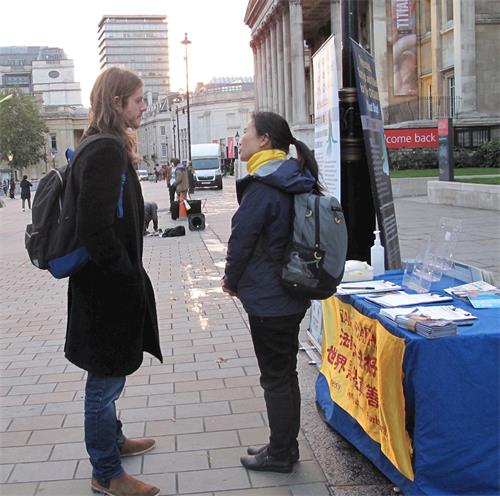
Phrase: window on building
[
  {"left": 445, "top": 0, "right": 453, "bottom": 22},
  {"left": 161, "top": 143, "right": 167, "bottom": 157},
  {"left": 160, "top": 126, "right": 166, "bottom": 135},
  {"left": 419, "top": 0, "right": 431, "bottom": 34},
  {"left": 50, "top": 134, "right": 57, "bottom": 152},
  {"left": 446, "top": 74, "right": 455, "bottom": 116}
]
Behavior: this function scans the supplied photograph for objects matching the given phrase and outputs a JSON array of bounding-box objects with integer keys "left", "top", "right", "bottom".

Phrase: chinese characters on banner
[
  {"left": 391, "top": 0, "right": 417, "bottom": 95},
  {"left": 320, "top": 297, "right": 414, "bottom": 481},
  {"left": 312, "top": 34, "right": 341, "bottom": 199}
]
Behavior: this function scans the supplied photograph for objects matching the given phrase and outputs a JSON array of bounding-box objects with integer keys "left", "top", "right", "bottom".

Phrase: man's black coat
[{"left": 64, "top": 135, "right": 162, "bottom": 376}]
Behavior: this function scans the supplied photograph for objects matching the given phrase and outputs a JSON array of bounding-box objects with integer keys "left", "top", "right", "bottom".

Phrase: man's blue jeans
[{"left": 85, "top": 373, "right": 126, "bottom": 482}]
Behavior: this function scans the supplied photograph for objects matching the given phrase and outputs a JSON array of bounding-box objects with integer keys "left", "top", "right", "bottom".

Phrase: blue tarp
[{"left": 316, "top": 271, "right": 500, "bottom": 495}]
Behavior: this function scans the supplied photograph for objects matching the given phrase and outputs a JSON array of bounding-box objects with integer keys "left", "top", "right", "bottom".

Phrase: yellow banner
[{"left": 320, "top": 297, "right": 414, "bottom": 480}]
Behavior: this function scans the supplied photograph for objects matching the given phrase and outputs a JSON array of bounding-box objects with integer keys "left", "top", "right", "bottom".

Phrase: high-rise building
[
  {"left": 98, "top": 15, "right": 170, "bottom": 103},
  {"left": 0, "top": 46, "right": 82, "bottom": 106}
]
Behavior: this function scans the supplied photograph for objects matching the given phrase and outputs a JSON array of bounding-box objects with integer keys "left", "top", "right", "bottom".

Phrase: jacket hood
[{"left": 252, "top": 158, "right": 316, "bottom": 194}]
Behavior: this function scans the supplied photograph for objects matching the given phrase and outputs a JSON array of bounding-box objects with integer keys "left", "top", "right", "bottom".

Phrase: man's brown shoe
[
  {"left": 91, "top": 473, "right": 160, "bottom": 496},
  {"left": 119, "top": 437, "right": 156, "bottom": 457}
]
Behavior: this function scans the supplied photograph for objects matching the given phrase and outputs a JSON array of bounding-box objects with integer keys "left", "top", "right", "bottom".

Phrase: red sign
[
  {"left": 437, "top": 118, "right": 449, "bottom": 137},
  {"left": 384, "top": 128, "right": 438, "bottom": 149},
  {"left": 227, "top": 137, "right": 234, "bottom": 158}
]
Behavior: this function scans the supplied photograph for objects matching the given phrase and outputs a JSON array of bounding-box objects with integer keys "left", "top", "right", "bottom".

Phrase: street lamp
[
  {"left": 234, "top": 131, "right": 240, "bottom": 158},
  {"left": 172, "top": 123, "right": 177, "bottom": 159},
  {"left": 181, "top": 33, "right": 192, "bottom": 162},
  {"left": 234, "top": 131, "right": 241, "bottom": 179}
]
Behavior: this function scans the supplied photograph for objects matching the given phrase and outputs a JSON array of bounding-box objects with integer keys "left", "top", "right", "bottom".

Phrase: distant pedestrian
[
  {"left": 143, "top": 201, "right": 158, "bottom": 234},
  {"left": 2, "top": 180, "right": 7, "bottom": 196},
  {"left": 154, "top": 165, "right": 160, "bottom": 183},
  {"left": 9, "top": 177, "right": 15, "bottom": 199},
  {"left": 175, "top": 163, "right": 189, "bottom": 200},
  {"left": 187, "top": 161, "right": 195, "bottom": 194},
  {"left": 166, "top": 160, "right": 177, "bottom": 210},
  {"left": 64, "top": 67, "right": 162, "bottom": 496},
  {"left": 20, "top": 175, "right": 32, "bottom": 211}
]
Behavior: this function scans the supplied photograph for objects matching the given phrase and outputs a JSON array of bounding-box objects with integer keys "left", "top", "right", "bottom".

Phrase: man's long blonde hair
[{"left": 85, "top": 67, "right": 142, "bottom": 164}]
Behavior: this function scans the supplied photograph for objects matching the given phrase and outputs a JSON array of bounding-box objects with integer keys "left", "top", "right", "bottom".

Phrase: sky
[{"left": 1, "top": 0, "right": 254, "bottom": 105}]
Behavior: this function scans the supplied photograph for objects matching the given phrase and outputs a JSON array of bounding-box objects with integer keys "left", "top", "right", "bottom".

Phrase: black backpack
[{"left": 25, "top": 134, "right": 124, "bottom": 279}]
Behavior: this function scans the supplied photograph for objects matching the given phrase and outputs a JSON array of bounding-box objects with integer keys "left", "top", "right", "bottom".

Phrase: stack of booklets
[
  {"left": 444, "top": 281, "right": 500, "bottom": 309},
  {"left": 408, "top": 317, "right": 457, "bottom": 339},
  {"left": 380, "top": 305, "right": 477, "bottom": 339}
]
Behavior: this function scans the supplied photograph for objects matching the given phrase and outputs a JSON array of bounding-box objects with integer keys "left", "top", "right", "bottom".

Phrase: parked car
[{"left": 137, "top": 169, "right": 149, "bottom": 181}]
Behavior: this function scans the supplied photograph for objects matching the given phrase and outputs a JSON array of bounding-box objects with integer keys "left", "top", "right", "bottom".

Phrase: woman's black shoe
[
  {"left": 240, "top": 449, "right": 293, "bottom": 473},
  {"left": 247, "top": 444, "right": 299, "bottom": 463}
]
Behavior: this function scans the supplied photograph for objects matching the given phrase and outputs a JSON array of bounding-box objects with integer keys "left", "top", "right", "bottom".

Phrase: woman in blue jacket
[{"left": 222, "top": 111, "right": 323, "bottom": 473}]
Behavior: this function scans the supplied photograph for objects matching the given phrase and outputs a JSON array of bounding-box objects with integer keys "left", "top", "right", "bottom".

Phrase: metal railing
[{"left": 384, "top": 96, "right": 461, "bottom": 124}]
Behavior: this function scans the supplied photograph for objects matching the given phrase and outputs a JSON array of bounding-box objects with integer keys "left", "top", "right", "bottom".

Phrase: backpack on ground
[
  {"left": 280, "top": 192, "right": 348, "bottom": 300},
  {"left": 25, "top": 134, "right": 124, "bottom": 279}
]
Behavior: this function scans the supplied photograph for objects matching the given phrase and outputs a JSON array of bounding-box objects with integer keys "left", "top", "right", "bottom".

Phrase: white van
[
  {"left": 137, "top": 169, "right": 149, "bottom": 181},
  {"left": 190, "top": 144, "right": 223, "bottom": 189}
]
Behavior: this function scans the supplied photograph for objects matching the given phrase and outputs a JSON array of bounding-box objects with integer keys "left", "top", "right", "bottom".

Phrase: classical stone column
[
  {"left": 256, "top": 39, "right": 264, "bottom": 110},
  {"left": 430, "top": 0, "right": 443, "bottom": 112},
  {"left": 261, "top": 32, "right": 269, "bottom": 110},
  {"left": 252, "top": 42, "right": 260, "bottom": 110},
  {"left": 265, "top": 30, "right": 273, "bottom": 110},
  {"left": 453, "top": 0, "right": 477, "bottom": 114},
  {"left": 276, "top": 13, "right": 285, "bottom": 117},
  {"left": 282, "top": 5, "right": 292, "bottom": 122},
  {"left": 270, "top": 19, "right": 279, "bottom": 113},
  {"left": 289, "top": 0, "right": 307, "bottom": 124}
]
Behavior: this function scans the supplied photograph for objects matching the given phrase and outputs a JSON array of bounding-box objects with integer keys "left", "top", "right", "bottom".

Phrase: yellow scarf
[{"left": 246, "top": 149, "right": 287, "bottom": 176}]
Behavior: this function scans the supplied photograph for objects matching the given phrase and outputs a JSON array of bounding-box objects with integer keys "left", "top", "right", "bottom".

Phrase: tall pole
[
  {"left": 181, "top": 33, "right": 192, "bottom": 162},
  {"left": 339, "top": 0, "right": 375, "bottom": 262},
  {"left": 172, "top": 123, "right": 177, "bottom": 159},
  {"left": 176, "top": 106, "right": 181, "bottom": 159}
]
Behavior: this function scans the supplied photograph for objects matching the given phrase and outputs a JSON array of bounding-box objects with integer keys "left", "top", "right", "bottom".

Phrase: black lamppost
[
  {"left": 172, "top": 123, "right": 177, "bottom": 159},
  {"left": 175, "top": 104, "right": 181, "bottom": 158},
  {"left": 234, "top": 131, "right": 240, "bottom": 178},
  {"left": 234, "top": 131, "right": 240, "bottom": 158},
  {"left": 181, "top": 33, "right": 192, "bottom": 161}
]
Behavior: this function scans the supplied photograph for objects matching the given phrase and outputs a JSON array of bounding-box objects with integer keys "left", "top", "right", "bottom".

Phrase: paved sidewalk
[{"left": 1, "top": 177, "right": 498, "bottom": 496}]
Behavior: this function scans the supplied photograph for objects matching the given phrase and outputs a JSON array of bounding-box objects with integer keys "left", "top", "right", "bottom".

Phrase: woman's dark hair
[
  {"left": 252, "top": 111, "right": 324, "bottom": 193},
  {"left": 23, "top": 175, "right": 28, "bottom": 180}
]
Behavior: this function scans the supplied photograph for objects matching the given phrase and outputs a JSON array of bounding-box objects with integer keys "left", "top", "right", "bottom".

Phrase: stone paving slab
[{"left": 2, "top": 178, "right": 498, "bottom": 495}]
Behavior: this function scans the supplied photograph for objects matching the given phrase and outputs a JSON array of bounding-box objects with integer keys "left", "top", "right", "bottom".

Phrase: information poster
[
  {"left": 351, "top": 40, "right": 401, "bottom": 269},
  {"left": 313, "top": 34, "right": 341, "bottom": 199}
]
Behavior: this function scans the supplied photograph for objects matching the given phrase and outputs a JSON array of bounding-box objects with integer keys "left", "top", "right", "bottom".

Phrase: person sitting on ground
[{"left": 144, "top": 201, "right": 158, "bottom": 234}]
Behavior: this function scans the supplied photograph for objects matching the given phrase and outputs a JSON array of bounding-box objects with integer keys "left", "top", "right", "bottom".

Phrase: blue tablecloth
[{"left": 316, "top": 271, "right": 500, "bottom": 495}]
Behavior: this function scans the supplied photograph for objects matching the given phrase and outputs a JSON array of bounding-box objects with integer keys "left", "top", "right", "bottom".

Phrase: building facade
[
  {"left": 137, "top": 97, "right": 172, "bottom": 170},
  {"left": 174, "top": 78, "right": 255, "bottom": 164},
  {"left": 0, "top": 46, "right": 86, "bottom": 179},
  {"left": 98, "top": 15, "right": 170, "bottom": 103},
  {"left": 244, "top": 0, "right": 499, "bottom": 147}
]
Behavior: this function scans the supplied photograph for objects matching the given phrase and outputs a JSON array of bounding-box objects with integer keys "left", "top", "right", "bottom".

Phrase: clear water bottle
[{"left": 370, "top": 230, "right": 385, "bottom": 276}]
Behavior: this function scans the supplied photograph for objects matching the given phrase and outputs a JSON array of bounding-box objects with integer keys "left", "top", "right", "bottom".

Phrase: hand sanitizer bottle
[{"left": 370, "top": 230, "right": 385, "bottom": 276}]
